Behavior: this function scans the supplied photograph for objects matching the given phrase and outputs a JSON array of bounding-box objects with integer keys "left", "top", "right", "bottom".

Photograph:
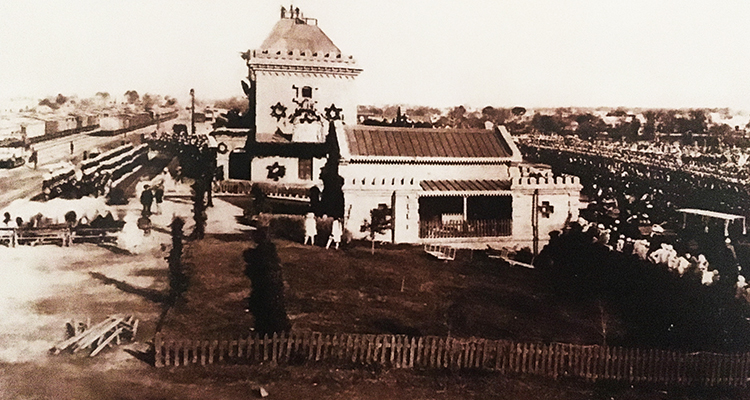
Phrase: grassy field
[
  {"left": 140, "top": 233, "right": 750, "bottom": 399},
  {"left": 162, "top": 236, "right": 606, "bottom": 345}
]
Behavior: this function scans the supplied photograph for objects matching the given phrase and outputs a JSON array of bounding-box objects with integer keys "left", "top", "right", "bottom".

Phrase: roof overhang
[{"left": 419, "top": 179, "right": 513, "bottom": 197}]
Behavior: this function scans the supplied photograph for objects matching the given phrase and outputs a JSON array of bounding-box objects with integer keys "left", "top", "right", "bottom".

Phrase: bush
[{"left": 267, "top": 214, "right": 305, "bottom": 243}]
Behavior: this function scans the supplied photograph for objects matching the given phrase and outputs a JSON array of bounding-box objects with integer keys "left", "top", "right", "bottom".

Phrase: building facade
[{"left": 212, "top": 7, "right": 582, "bottom": 250}]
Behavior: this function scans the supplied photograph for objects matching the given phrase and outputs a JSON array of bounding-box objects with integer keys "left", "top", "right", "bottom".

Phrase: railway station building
[{"left": 211, "top": 7, "right": 582, "bottom": 250}]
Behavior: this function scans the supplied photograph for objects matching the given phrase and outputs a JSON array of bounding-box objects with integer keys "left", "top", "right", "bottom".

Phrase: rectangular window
[{"left": 298, "top": 158, "right": 313, "bottom": 180}]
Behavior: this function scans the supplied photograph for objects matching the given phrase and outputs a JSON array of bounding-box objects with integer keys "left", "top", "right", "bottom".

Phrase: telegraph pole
[{"left": 190, "top": 88, "right": 196, "bottom": 135}]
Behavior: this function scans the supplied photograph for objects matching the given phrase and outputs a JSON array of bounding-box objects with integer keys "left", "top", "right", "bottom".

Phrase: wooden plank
[
  {"left": 262, "top": 333, "right": 269, "bottom": 362},
  {"left": 269, "top": 333, "right": 277, "bottom": 363},
  {"left": 478, "top": 339, "right": 487, "bottom": 370},
  {"left": 286, "top": 332, "right": 294, "bottom": 363},
  {"left": 154, "top": 333, "right": 163, "bottom": 367},
  {"left": 371, "top": 335, "right": 380, "bottom": 365},
  {"left": 182, "top": 340, "right": 190, "bottom": 366},
  {"left": 365, "top": 335, "right": 373, "bottom": 365},
  {"left": 648, "top": 348, "right": 656, "bottom": 383},
  {"left": 306, "top": 331, "right": 314, "bottom": 361},
  {"left": 539, "top": 343, "right": 547, "bottom": 377},
  {"left": 467, "top": 341, "right": 475, "bottom": 369},
  {"left": 405, "top": 336, "right": 413, "bottom": 368},
  {"left": 345, "top": 333, "right": 353, "bottom": 363},
  {"left": 166, "top": 340, "right": 174, "bottom": 366},
  {"left": 495, "top": 340, "right": 503, "bottom": 373},
  {"left": 431, "top": 337, "right": 438, "bottom": 369},
  {"left": 433, "top": 337, "right": 441, "bottom": 369},
  {"left": 62, "top": 316, "right": 123, "bottom": 353},
  {"left": 553, "top": 343, "right": 560, "bottom": 378},
  {"left": 395, "top": 336, "right": 403, "bottom": 369},
  {"left": 217, "top": 339, "right": 224, "bottom": 363},
  {"left": 237, "top": 338, "right": 245, "bottom": 359},
  {"left": 350, "top": 334, "right": 358, "bottom": 364},
  {"left": 607, "top": 346, "right": 614, "bottom": 381},
  {"left": 255, "top": 332, "right": 262, "bottom": 362},
  {"left": 612, "top": 346, "right": 619, "bottom": 381},
  {"left": 200, "top": 340, "right": 207, "bottom": 365},
  {"left": 387, "top": 335, "right": 394, "bottom": 366},
  {"left": 525, "top": 342, "right": 532, "bottom": 374},
  {"left": 209, "top": 339, "right": 217, "bottom": 364},
  {"left": 443, "top": 337, "right": 450, "bottom": 369},
  {"left": 247, "top": 335, "right": 254, "bottom": 360},
  {"left": 410, "top": 336, "right": 418, "bottom": 367},
  {"left": 131, "top": 319, "right": 138, "bottom": 340}
]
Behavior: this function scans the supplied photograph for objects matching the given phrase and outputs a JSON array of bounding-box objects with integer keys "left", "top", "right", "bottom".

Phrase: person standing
[
  {"left": 30, "top": 148, "right": 38, "bottom": 169},
  {"left": 154, "top": 184, "right": 164, "bottom": 214},
  {"left": 140, "top": 184, "right": 153, "bottom": 216},
  {"left": 326, "top": 218, "right": 343, "bottom": 249},
  {"left": 304, "top": 212, "right": 317, "bottom": 245}
]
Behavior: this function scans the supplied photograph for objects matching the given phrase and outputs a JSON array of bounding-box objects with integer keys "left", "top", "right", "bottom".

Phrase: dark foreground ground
[
  {"left": 3, "top": 211, "right": 750, "bottom": 399},
  {"left": 5, "top": 358, "right": 749, "bottom": 400}
]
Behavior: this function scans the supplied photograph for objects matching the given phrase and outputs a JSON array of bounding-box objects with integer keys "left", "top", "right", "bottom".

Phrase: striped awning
[{"left": 420, "top": 179, "right": 511, "bottom": 192}]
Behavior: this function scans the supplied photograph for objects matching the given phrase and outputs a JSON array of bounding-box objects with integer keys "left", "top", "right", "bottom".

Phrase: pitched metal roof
[
  {"left": 344, "top": 126, "right": 516, "bottom": 159},
  {"left": 260, "top": 18, "right": 340, "bottom": 55},
  {"left": 420, "top": 179, "right": 512, "bottom": 192}
]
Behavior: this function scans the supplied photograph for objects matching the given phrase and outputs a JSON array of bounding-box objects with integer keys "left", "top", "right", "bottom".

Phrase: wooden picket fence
[{"left": 154, "top": 331, "right": 750, "bottom": 387}]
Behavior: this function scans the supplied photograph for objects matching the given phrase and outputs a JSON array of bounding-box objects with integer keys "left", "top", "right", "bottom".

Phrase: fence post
[
  {"left": 271, "top": 333, "right": 279, "bottom": 364},
  {"left": 182, "top": 340, "right": 190, "bottom": 366},
  {"left": 154, "top": 332, "right": 163, "bottom": 367}
]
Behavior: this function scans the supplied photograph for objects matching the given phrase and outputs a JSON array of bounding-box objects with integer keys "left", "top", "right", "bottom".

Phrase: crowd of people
[
  {"left": 521, "top": 134, "right": 750, "bottom": 186},
  {"left": 521, "top": 133, "right": 750, "bottom": 303},
  {"left": 0, "top": 206, "right": 125, "bottom": 234},
  {"left": 572, "top": 217, "right": 750, "bottom": 301}
]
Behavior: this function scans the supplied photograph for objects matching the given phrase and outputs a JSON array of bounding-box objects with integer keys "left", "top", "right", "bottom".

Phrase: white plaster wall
[
  {"left": 255, "top": 71, "right": 357, "bottom": 139},
  {"left": 342, "top": 188, "right": 396, "bottom": 242},
  {"left": 340, "top": 163, "right": 513, "bottom": 185},
  {"left": 213, "top": 136, "right": 247, "bottom": 180},
  {"left": 250, "top": 155, "right": 325, "bottom": 185}
]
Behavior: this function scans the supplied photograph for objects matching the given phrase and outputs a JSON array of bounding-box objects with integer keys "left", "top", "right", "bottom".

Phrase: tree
[
  {"left": 167, "top": 217, "right": 188, "bottom": 300},
  {"left": 214, "top": 97, "right": 249, "bottom": 114},
  {"left": 142, "top": 93, "right": 160, "bottom": 111},
  {"left": 511, "top": 106, "right": 527, "bottom": 117},
  {"left": 163, "top": 96, "right": 177, "bottom": 107},
  {"left": 532, "top": 114, "right": 563, "bottom": 135},
  {"left": 55, "top": 93, "right": 68, "bottom": 105},
  {"left": 190, "top": 178, "right": 208, "bottom": 240},
  {"left": 448, "top": 105, "right": 467, "bottom": 128},
  {"left": 360, "top": 204, "right": 392, "bottom": 254},
  {"left": 124, "top": 90, "right": 140, "bottom": 104},
  {"left": 243, "top": 227, "right": 291, "bottom": 335},
  {"left": 481, "top": 106, "right": 511, "bottom": 126},
  {"left": 642, "top": 110, "right": 657, "bottom": 141},
  {"left": 318, "top": 122, "right": 345, "bottom": 218},
  {"left": 38, "top": 98, "right": 59, "bottom": 110}
]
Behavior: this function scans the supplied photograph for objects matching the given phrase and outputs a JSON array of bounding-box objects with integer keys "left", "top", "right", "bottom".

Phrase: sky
[{"left": 1, "top": 0, "right": 750, "bottom": 111}]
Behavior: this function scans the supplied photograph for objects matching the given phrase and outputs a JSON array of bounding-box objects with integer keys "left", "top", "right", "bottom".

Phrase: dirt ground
[{"left": 1, "top": 184, "right": 750, "bottom": 398}]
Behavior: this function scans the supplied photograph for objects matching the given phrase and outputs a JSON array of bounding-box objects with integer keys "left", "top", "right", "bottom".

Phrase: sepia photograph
[{"left": 2, "top": 1, "right": 750, "bottom": 398}]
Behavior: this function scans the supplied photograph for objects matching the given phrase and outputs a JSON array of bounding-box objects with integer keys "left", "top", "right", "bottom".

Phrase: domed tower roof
[{"left": 260, "top": 16, "right": 341, "bottom": 55}]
